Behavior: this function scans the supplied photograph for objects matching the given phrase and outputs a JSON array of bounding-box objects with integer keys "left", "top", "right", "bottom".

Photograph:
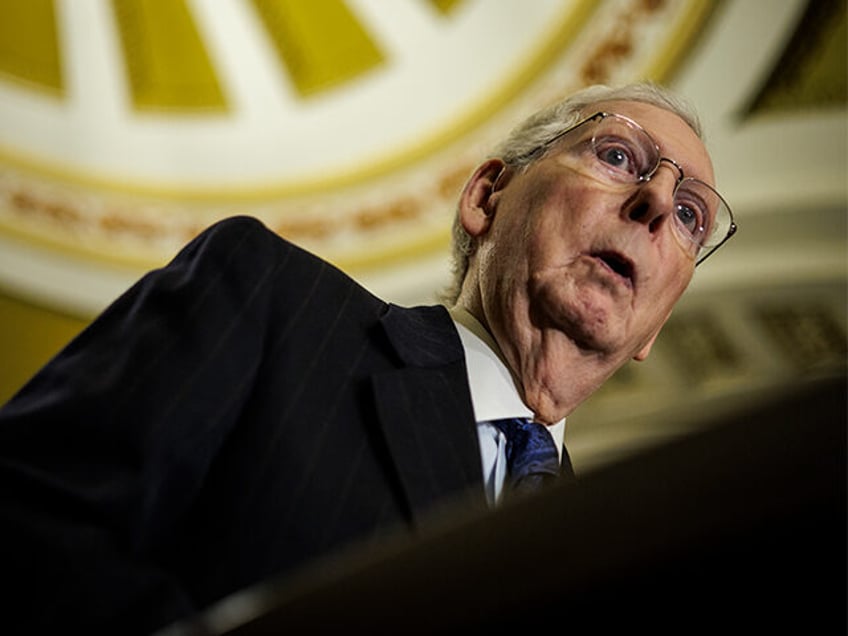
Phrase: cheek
[
  {"left": 654, "top": 266, "right": 694, "bottom": 315},
  {"left": 476, "top": 223, "right": 528, "bottom": 302},
  {"left": 488, "top": 171, "right": 603, "bottom": 280},
  {"left": 542, "top": 177, "right": 605, "bottom": 227}
]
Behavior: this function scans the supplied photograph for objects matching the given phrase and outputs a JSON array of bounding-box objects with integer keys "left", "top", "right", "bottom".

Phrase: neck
[{"left": 453, "top": 279, "right": 626, "bottom": 423}]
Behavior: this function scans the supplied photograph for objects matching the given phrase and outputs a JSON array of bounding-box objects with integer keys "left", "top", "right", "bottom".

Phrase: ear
[
  {"left": 632, "top": 330, "right": 660, "bottom": 362},
  {"left": 632, "top": 309, "right": 674, "bottom": 361},
  {"left": 458, "top": 158, "right": 507, "bottom": 238}
]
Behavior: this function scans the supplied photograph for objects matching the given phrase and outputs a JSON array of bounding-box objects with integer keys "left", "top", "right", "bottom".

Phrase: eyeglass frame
[{"left": 509, "top": 111, "right": 737, "bottom": 266}]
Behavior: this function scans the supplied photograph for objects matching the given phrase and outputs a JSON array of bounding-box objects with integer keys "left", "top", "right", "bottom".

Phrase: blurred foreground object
[{"left": 174, "top": 375, "right": 846, "bottom": 635}]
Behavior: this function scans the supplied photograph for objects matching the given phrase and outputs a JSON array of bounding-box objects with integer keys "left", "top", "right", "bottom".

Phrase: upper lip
[{"left": 592, "top": 250, "right": 636, "bottom": 287}]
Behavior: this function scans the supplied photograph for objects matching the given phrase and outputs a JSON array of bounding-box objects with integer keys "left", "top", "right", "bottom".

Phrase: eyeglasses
[{"left": 516, "top": 111, "right": 737, "bottom": 265}]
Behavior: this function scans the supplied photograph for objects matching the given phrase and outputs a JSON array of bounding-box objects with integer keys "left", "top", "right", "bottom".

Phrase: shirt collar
[{"left": 448, "top": 306, "right": 565, "bottom": 454}]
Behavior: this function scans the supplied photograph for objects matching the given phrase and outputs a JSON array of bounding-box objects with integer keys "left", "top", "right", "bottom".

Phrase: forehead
[{"left": 587, "top": 99, "right": 715, "bottom": 184}]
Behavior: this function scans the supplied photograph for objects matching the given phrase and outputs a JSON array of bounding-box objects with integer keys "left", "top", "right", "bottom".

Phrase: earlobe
[
  {"left": 632, "top": 333, "right": 658, "bottom": 362},
  {"left": 633, "top": 310, "right": 674, "bottom": 361},
  {"left": 458, "top": 158, "right": 507, "bottom": 238}
]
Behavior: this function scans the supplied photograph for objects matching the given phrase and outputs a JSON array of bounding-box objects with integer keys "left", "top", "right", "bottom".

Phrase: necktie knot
[{"left": 491, "top": 417, "right": 560, "bottom": 496}]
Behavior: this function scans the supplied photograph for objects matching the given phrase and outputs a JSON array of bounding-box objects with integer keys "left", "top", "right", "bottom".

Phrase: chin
[{"left": 552, "top": 304, "right": 625, "bottom": 354}]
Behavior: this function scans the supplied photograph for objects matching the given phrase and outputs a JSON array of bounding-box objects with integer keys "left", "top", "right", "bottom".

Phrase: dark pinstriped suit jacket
[{"left": 0, "top": 216, "right": 488, "bottom": 634}]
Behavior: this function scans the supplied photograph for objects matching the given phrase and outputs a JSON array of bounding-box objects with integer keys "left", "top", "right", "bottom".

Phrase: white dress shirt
[{"left": 449, "top": 307, "right": 565, "bottom": 505}]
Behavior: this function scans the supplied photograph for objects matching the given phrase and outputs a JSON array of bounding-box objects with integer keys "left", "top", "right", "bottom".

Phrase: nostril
[
  {"left": 625, "top": 185, "right": 673, "bottom": 232},
  {"left": 628, "top": 200, "right": 650, "bottom": 221},
  {"left": 627, "top": 199, "right": 662, "bottom": 229}
]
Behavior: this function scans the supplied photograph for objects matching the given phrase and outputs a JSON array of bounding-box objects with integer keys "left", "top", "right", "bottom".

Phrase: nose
[{"left": 623, "top": 160, "right": 681, "bottom": 232}]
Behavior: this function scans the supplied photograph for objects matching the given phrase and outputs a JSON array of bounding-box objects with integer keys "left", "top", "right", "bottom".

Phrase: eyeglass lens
[{"left": 589, "top": 115, "right": 732, "bottom": 254}]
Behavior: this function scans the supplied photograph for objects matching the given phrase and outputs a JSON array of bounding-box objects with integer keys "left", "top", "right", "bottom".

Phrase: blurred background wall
[{"left": 0, "top": 0, "right": 845, "bottom": 472}]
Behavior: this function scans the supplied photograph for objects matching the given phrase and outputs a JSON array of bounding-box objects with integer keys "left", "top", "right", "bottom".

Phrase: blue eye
[
  {"left": 600, "top": 146, "right": 629, "bottom": 169},
  {"left": 675, "top": 204, "right": 700, "bottom": 234},
  {"left": 674, "top": 194, "right": 709, "bottom": 243},
  {"left": 597, "top": 141, "right": 638, "bottom": 175},
  {"left": 594, "top": 135, "right": 651, "bottom": 180}
]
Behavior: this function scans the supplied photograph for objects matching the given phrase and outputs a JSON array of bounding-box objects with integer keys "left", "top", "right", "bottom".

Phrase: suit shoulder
[
  {"left": 189, "top": 215, "right": 385, "bottom": 303},
  {"left": 171, "top": 216, "right": 297, "bottom": 270},
  {"left": 197, "top": 215, "right": 284, "bottom": 250}
]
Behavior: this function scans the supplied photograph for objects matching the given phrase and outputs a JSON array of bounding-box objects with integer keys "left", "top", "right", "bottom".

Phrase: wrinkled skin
[{"left": 454, "top": 100, "right": 716, "bottom": 424}]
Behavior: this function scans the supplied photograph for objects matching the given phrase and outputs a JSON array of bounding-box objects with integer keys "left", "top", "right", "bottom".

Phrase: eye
[
  {"left": 674, "top": 193, "right": 710, "bottom": 243},
  {"left": 594, "top": 136, "right": 650, "bottom": 180},
  {"left": 675, "top": 204, "right": 701, "bottom": 235}
]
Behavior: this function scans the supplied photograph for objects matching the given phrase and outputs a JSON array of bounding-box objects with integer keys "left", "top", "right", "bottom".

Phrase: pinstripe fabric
[{"left": 0, "top": 216, "right": 486, "bottom": 635}]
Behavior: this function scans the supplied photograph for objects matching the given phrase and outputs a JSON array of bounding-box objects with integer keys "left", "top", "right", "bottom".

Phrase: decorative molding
[{"left": 0, "top": 0, "right": 715, "bottom": 292}]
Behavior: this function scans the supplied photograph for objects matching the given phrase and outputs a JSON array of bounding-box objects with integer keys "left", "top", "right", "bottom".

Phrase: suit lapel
[
  {"left": 560, "top": 444, "right": 577, "bottom": 483},
  {"left": 371, "top": 304, "right": 486, "bottom": 525}
]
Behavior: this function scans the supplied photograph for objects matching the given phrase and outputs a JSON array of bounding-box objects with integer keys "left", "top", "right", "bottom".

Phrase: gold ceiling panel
[
  {"left": 250, "top": 0, "right": 385, "bottom": 97},
  {"left": 111, "top": 0, "right": 227, "bottom": 111},
  {"left": 0, "top": 290, "right": 87, "bottom": 404},
  {"left": 746, "top": 0, "right": 847, "bottom": 114},
  {"left": 0, "top": 0, "right": 63, "bottom": 95},
  {"left": 0, "top": 0, "right": 720, "bottom": 276},
  {"left": 427, "top": 0, "right": 466, "bottom": 16}
]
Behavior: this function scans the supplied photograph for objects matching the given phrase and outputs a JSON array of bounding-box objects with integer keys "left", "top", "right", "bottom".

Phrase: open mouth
[{"left": 593, "top": 250, "right": 635, "bottom": 287}]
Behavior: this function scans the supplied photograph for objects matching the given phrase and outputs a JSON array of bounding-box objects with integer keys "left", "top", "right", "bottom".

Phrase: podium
[{"left": 178, "top": 377, "right": 846, "bottom": 634}]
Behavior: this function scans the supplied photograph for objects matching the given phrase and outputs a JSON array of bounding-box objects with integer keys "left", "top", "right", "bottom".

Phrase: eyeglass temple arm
[{"left": 696, "top": 221, "right": 738, "bottom": 266}]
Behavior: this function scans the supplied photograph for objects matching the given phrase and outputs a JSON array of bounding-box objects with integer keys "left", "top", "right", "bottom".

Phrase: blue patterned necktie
[{"left": 491, "top": 417, "right": 561, "bottom": 496}]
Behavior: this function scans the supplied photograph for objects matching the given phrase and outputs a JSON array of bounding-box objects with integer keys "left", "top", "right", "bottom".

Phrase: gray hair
[{"left": 441, "top": 82, "right": 703, "bottom": 304}]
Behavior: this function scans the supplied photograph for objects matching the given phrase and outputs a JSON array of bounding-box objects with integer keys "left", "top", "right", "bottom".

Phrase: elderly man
[{"left": 0, "top": 83, "right": 734, "bottom": 634}]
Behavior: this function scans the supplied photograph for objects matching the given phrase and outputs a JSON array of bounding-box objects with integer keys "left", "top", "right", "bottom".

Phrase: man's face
[{"left": 460, "top": 100, "right": 716, "bottom": 421}]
